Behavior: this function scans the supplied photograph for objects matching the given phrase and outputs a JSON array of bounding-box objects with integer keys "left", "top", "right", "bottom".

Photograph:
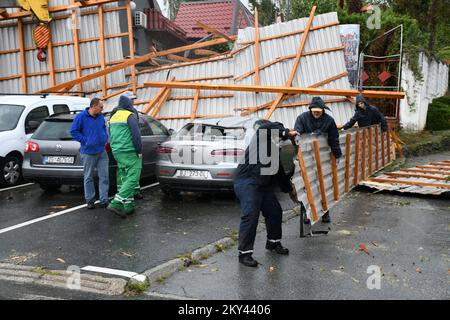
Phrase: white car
[{"left": 0, "top": 94, "right": 90, "bottom": 186}]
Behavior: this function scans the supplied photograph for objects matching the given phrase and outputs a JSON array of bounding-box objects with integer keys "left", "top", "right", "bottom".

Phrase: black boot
[
  {"left": 321, "top": 211, "right": 331, "bottom": 223},
  {"left": 238, "top": 253, "right": 258, "bottom": 267},
  {"left": 265, "top": 241, "right": 289, "bottom": 255}
]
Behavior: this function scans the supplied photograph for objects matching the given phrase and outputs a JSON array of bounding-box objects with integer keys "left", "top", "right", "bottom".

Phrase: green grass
[
  {"left": 397, "top": 129, "right": 450, "bottom": 156},
  {"left": 124, "top": 281, "right": 149, "bottom": 296}
]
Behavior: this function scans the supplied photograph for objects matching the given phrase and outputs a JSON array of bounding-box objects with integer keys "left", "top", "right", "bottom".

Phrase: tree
[
  {"left": 250, "top": 0, "right": 278, "bottom": 26},
  {"left": 290, "top": 0, "right": 337, "bottom": 19}
]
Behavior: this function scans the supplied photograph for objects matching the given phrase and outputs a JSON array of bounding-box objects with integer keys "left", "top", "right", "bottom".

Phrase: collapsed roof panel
[{"left": 131, "top": 11, "right": 356, "bottom": 131}]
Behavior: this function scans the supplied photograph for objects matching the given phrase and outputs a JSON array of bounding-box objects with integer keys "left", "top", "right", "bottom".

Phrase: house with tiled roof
[{"left": 174, "top": 0, "right": 255, "bottom": 41}]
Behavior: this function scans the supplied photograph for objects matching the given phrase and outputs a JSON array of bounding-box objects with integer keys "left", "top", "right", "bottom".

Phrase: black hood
[
  {"left": 308, "top": 97, "right": 330, "bottom": 111},
  {"left": 111, "top": 95, "right": 138, "bottom": 117},
  {"left": 356, "top": 95, "right": 369, "bottom": 109}
]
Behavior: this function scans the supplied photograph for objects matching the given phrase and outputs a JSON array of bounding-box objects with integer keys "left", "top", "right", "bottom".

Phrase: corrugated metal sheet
[
  {"left": 359, "top": 161, "right": 450, "bottom": 196},
  {"left": 0, "top": 0, "right": 126, "bottom": 94},
  {"left": 291, "top": 125, "right": 393, "bottom": 225},
  {"left": 130, "top": 12, "right": 354, "bottom": 131}
]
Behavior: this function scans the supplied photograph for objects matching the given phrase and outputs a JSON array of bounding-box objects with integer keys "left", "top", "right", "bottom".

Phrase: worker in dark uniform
[
  {"left": 234, "top": 120, "right": 298, "bottom": 267},
  {"left": 294, "top": 96, "right": 342, "bottom": 223},
  {"left": 342, "top": 95, "right": 388, "bottom": 132}
]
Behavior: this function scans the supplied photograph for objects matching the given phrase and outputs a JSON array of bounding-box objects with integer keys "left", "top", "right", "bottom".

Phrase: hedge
[{"left": 425, "top": 96, "right": 450, "bottom": 130}]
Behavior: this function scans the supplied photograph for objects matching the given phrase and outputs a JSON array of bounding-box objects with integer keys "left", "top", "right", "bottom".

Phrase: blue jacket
[{"left": 70, "top": 108, "right": 108, "bottom": 155}]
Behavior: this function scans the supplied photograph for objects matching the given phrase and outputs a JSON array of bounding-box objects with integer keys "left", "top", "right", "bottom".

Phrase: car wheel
[
  {"left": 0, "top": 155, "right": 22, "bottom": 187},
  {"left": 39, "top": 183, "right": 62, "bottom": 191}
]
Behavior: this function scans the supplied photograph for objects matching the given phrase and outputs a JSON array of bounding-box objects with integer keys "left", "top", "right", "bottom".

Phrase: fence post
[
  {"left": 345, "top": 134, "right": 351, "bottom": 192},
  {"left": 353, "top": 131, "right": 360, "bottom": 186},
  {"left": 313, "top": 140, "right": 328, "bottom": 212},
  {"left": 297, "top": 144, "right": 319, "bottom": 222}
]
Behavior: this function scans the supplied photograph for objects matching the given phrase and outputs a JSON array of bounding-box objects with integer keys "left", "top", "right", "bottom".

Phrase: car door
[
  {"left": 24, "top": 105, "right": 50, "bottom": 139},
  {"left": 138, "top": 116, "right": 154, "bottom": 177},
  {"left": 142, "top": 116, "right": 169, "bottom": 177}
]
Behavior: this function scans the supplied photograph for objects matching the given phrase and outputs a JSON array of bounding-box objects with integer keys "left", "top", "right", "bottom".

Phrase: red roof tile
[{"left": 174, "top": 0, "right": 254, "bottom": 39}]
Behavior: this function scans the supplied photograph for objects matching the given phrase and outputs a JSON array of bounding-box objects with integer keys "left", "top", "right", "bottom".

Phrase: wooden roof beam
[{"left": 143, "top": 81, "right": 405, "bottom": 99}]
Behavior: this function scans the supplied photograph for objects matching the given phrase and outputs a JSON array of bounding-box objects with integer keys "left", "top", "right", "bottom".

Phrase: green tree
[
  {"left": 290, "top": 0, "right": 337, "bottom": 19},
  {"left": 249, "top": 0, "right": 278, "bottom": 26}
]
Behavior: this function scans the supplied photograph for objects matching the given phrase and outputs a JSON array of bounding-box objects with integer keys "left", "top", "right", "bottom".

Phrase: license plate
[
  {"left": 176, "top": 170, "right": 211, "bottom": 179},
  {"left": 45, "top": 156, "right": 75, "bottom": 164}
]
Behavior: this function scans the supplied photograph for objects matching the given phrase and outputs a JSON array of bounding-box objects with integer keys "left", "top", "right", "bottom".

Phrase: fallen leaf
[
  {"left": 50, "top": 205, "right": 68, "bottom": 209},
  {"left": 193, "top": 264, "right": 208, "bottom": 268},
  {"left": 371, "top": 242, "right": 379, "bottom": 247},
  {"left": 269, "top": 266, "right": 275, "bottom": 272},
  {"left": 339, "top": 265, "right": 345, "bottom": 270},
  {"left": 56, "top": 258, "right": 66, "bottom": 264},
  {"left": 417, "top": 247, "right": 424, "bottom": 251},
  {"left": 187, "top": 269, "right": 192, "bottom": 273},
  {"left": 447, "top": 269, "right": 450, "bottom": 274},
  {"left": 121, "top": 251, "right": 133, "bottom": 257},
  {"left": 359, "top": 243, "right": 370, "bottom": 255},
  {"left": 211, "top": 268, "right": 219, "bottom": 272},
  {"left": 338, "top": 230, "right": 352, "bottom": 236},
  {"left": 351, "top": 277, "right": 360, "bottom": 283},
  {"left": 416, "top": 268, "right": 422, "bottom": 273}
]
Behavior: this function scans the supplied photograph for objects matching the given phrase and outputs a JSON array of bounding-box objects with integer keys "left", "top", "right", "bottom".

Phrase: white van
[{"left": 0, "top": 94, "right": 90, "bottom": 186}]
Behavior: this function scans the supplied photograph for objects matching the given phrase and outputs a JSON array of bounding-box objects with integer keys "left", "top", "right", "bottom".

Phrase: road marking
[
  {"left": 141, "top": 182, "right": 159, "bottom": 190},
  {"left": 145, "top": 291, "right": 198, "bottom": 300},
  {"left": 81, "top": 266, "right": 147, "bottom": 282},
  {"left": 0, "top": 182, "right": 159, "bottom": 235},
  {"left": 0, "top": 204, "right": 87, "bottom": 235},
  {"left": 0, "top": 183, "right": 34, "bottom": 192}
]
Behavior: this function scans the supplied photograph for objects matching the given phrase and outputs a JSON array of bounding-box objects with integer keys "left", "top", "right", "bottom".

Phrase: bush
[{"left": 425, "top": 96, "right": 450, "bottom": 131}]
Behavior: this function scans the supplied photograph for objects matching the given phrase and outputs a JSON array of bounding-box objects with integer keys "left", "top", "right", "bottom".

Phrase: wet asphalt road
[{"left": 0, "top": 179, "right": 293, "bottom": 274}]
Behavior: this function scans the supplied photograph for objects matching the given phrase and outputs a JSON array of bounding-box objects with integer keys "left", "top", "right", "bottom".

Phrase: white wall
[{"left": 400, "top": 52, "right": 449, "bottom": 131}]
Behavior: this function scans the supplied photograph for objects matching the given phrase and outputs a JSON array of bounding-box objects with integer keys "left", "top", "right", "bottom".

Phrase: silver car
[
  {"left": 22, "top": 111, "right": 170, "bottom": 191},
  {"left": 156, "top": 117, "right": 295, "bottom": 195}
]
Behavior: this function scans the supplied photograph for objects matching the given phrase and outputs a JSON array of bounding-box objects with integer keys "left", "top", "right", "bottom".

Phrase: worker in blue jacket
[
  {"left": 70, "top": 98, "right": 109, "bottom": 209},
  {"left": 234, "top": 120, "right": 298, "bottom": 267}
]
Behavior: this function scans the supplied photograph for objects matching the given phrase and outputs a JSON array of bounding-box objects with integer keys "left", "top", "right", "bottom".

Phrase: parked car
[
  {"left": 0, "top": 94, "right": 90, "bottom": 187},
  {"left": 22, "top": 111, "right": 171, "bottom": 191},
  {"left": 156, "top": 117, "right": 295, "bottom": 195}
]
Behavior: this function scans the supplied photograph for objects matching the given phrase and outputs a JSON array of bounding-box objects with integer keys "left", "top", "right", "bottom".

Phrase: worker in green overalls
[{"left": 107, "top": 91, "right": 142, "bottom": 218}]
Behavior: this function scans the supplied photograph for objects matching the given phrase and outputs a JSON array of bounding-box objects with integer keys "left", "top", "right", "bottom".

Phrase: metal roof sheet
[{"left": 129, "top": 12, "right": 354, "bottom": 132}]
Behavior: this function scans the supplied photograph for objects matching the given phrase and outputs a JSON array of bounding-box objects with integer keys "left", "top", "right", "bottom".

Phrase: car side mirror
[{"left": 168, "top": 129, "right": 175, "bottom": 135}]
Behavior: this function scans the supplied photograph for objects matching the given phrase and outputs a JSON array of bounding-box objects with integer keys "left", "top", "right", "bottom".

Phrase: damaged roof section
[
  {"left": 132, "top": 11, "right": 356, "bottom": 131},
  {"left": 360, "top": 160, "right": 450, "bottom": 195}
]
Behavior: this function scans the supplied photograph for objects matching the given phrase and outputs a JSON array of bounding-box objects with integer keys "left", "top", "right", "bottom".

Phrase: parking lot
[{"left": 0, "top": 178, "right": 295, "bottom": 274}]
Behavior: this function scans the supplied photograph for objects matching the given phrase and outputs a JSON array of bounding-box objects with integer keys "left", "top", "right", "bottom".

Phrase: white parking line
[
  {"left": 0, "top": 182, "right": 160, "bottom": 235},
  {"left": 81, "top": 266, "right": 146, "bottom": 282},
  {"left": 0, "top": 183, "right": 34, "bottom": 192}
]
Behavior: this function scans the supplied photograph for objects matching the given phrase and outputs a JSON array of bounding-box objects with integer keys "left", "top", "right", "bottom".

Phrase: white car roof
[
  {"left": 192, "top": 116, "right": 259, "bottom": 129},
  {"left": 0, "top": 95, "right": 90, "bottom": 108}
]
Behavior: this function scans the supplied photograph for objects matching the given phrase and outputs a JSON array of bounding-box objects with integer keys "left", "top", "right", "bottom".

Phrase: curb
[
  {"left": 0, "top": 263, "right": 127, "bottom": 296},
  {"left": 141, "top": 206, "right": 300, "bottom": 288}
]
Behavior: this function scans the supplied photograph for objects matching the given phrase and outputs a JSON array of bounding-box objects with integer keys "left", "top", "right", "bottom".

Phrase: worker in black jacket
[
  {"left": 342, "top": 95, "right": 388, "bottom": 132},
  {"left": 294, "top": 97, "right": 342, "bottom": 223},
  {"left": 234, "top": 120, "right": 298, "bottom": 267}
]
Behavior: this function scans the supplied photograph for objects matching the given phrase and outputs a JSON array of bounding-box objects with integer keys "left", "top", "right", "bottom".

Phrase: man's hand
[
  {"left": 288, "top": 129, "right": 298, "bottom": 137},
  {"left": 138, "top": 153, "right": 142, "bottom": 159}
]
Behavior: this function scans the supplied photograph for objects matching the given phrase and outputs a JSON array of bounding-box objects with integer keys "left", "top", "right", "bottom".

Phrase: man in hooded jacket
[
  {"left": 107, "top": 92, "right": 142, "bottom": 218},
  {"left": 235, "top": 120, "right": 298, "bottom": 267},
  {"left": 294, "top": 97, "right": 342, "bottom": 223},
  {"left": 343, "top": 95, "right": 388, "bottom": 132}
]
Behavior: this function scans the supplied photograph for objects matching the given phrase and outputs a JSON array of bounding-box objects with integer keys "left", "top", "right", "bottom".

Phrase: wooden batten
[
  {"left": 387, "top": 130, "right": 391, "bottom": 163},
  {"left": 98, "top": 4, "right": 106, "bottom": 96},
  {"left": 72, "top": 8, "right": 83, "bottom": 92},
  {"left": 400, "top": 168, "right": 450, "bottom": 175},
  {"left": 17, "top": 18, "right": 27, "bottom": 93},
  {"left": 264, "top": 6, "right": 317, "bottom": 120},
  {"left": 254, "top": 8, "right": 260, "bottom": 87},
  {"left": 375, "top": 126, "right": 380, "bottom": 170},
  {"left": 368, "top": 178, "right": 450, "bottom": 189},
  {"left": 353, "top": 131, "right": 360, "bottom": 187},
  {"left": 345, "top": 134, "right": 351, "bottom": 193},
  {"left": 331, "top": 153, "right": 339, "bottom": 201},
  {"left": 381, "top": 130, "right": 386, "bottom": 166},
  {"left": 313, "top": 140, "right": 328, "bottom": 211},
  {"left": 195, "top": 21, "right": 233, "bottom": 42},
  {"left": 361, "top": 129, "right": 367, "bottom": 181},
  {"left": 297, "top": 144, "right": 318, "bottom": 222},
  {"left": 126, "top": 0, "right": 136, "bottom": 93},
  {"left": 384, "top": 172, "right": 450, "bottom": 181},
  {"left": 190, "top": 89, "right": 200, "bottom": 120}
]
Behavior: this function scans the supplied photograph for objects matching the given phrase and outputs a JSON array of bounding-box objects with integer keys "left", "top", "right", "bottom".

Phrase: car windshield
[
  {"left": 176, "top": 123, "right": 246, "bottom": 140},
  {"left": 0, "top": 104, "right": 25, "bottom": 131},
  {"left": 32, "top": 120, "right": 74, "bottom": 140}
]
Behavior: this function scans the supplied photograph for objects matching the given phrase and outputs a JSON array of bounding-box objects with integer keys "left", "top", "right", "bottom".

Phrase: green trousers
[{"left": 110, "top": 152, "right": 142, "bottom": 212}]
